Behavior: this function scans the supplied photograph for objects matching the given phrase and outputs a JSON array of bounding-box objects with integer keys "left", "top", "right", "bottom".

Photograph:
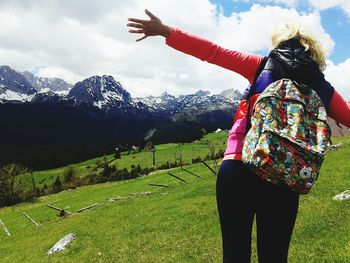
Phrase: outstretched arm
[
  {"left": 165, "top": 28, "right": 262, "bottom": 84},
  {"left": 127, "top": 10, "right": 262, "bottom": 83}
]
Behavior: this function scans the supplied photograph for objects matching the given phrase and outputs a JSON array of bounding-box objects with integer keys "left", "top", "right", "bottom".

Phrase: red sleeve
[
  {"left": 165, "top": 27, "right": 263, "bottom": 84},
  {"left": 328, "top": 89, "right": 350, "bottom": 128}
]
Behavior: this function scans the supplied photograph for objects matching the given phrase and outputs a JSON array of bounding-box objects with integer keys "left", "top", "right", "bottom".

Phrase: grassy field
[
  {"left": 30, "top": 131, "right": 228, "bottom": 188},
  {"left": 0, "top": 135, "right": 349, "bottom": 262}
]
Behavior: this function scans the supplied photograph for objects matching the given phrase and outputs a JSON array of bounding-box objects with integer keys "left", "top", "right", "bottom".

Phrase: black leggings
[{"left": 216, "top": 160, "right": 299, "bottom": 263}]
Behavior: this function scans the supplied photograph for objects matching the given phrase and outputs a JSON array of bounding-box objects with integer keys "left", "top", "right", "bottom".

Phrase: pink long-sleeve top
[{"left": 165, "top": 27, "right": 350, "bottom": 161}]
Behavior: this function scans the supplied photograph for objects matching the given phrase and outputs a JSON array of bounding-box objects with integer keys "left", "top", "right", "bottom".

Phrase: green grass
[
  {"left": 0, "top": 135, "right": 349, "bottom": 262},
  {"left": 30, "top": 131, "right": 228, "bottom": 189},
  {"left": 29, "top": 154, "right": 116, "bottom": 188},
  {"left": 0, "top": 161, "right": 221, "bottom": 262},
  {"left": 110, "top": 131, "right": 227, "bottom": 170}
]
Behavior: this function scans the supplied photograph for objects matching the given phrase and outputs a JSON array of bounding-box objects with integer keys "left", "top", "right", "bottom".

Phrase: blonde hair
[{"left": 271, "top": 21, "right": 327, "bottom": 71}]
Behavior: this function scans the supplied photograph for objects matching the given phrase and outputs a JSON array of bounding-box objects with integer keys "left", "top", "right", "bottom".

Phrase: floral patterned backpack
[{"left": 242, "top": 79, "right": 332, "bottom": 194}]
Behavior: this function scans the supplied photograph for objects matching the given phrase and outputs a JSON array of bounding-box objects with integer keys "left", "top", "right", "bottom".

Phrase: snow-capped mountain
[
  {"left": 133, "top": 92, "right": 177, "bottom": 113},
  {"left": 134, "top": 89, "right": 239, "bottom": 116},
  {"left": 67, "top": 75, "right": 133, "bottom": 110},
  {"left": 0, "top": 66, "right": 37, "bottom": 102},
  {"left": 0, "top": 65, "right": 73, "bottom": 102},
  {"left": 0, "top": 65, "right": 241, "bottom": 118},
  {"left": 219, "top": 88, "right": 242, "bottom": 101},
  {"left": 22, "top": 71, "right": 72, "bottom": 94},
  {"left": 177, "top": 91, "right": 237, "bottom": 110},
  {"left": 31, "top": 91, "right": 71, "bottom": 104}
]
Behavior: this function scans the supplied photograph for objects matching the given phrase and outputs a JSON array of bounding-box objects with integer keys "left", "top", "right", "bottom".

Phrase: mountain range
[
  {"left": 0, "top": 65, "right": 241, "bottom": 110},
  {"left": 0, "top": 65, "right": 241, "bottom": 170}
]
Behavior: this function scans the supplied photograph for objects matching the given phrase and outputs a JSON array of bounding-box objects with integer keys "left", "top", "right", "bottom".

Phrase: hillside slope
[{"left": 0, "top": 137, "right": 349, "bottom": 262}]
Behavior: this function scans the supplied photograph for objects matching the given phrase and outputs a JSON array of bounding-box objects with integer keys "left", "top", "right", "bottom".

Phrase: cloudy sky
[{"left": 1, "top": 0, "right": 350, "bottom": 98}]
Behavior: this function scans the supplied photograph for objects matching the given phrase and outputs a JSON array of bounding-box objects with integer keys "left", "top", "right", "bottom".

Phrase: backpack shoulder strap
[
  {"left": 244, "top": 56, "right": 268, "bottom": 133},
  {"left": 248, "top": 56, "right": 269, "bottom": 98}
]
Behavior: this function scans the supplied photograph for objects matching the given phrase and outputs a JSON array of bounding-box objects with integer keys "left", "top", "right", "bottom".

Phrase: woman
[{"left": 127, "top": 9, "right": 350, "bottom": 262}]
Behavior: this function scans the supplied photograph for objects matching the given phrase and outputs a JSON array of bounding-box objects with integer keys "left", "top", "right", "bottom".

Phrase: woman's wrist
[{"left": 160, "top": 25, "right": 171, "bottom": 38}]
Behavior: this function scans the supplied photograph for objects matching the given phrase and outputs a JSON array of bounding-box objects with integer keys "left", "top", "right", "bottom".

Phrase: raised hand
[{"left": 127, "top": 9, "right": 171, "bottom": 42}]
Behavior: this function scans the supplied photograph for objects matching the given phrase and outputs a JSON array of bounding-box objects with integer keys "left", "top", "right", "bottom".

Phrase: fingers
[
  {"left": 127, "top": 18, "right": 148, "bottom": 24},
  {"left": 145, "top": 9, "right": 158, "bottom": 19},
  {"left": 129, "top": 29, "right": 145, "bottom": 34},
  {"left": 127, "top": 22, "right": 144, "bottom": 29},
  {"left": 127, "top": 10, "right": 159, "bottom": 42},
  {"left": 136, "top": 35, "right": 148, "bottom": 42}
]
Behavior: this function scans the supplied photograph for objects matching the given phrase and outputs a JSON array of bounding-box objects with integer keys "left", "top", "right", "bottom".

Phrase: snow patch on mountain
[
  {"left": 0, "top": 66, "right": 37, "bottom": 102},
  {"left": 68, "top": 75, "right": 132, "bottom": 110},
  {"left": 0, "top": 88, "right": 34, "bottom": 102},
  {"left": 134, "top": 88, "right": 240, "bottom": 114},
  {"left": 219, "top": 88, "right": 242, "bottom": 101}
]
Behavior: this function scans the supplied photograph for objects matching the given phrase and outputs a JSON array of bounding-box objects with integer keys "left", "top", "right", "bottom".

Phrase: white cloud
[
  {"left": 308, "top": 0, "right": 350, "bottom": 17},
  {"left": 214, "top": 4, "right": 333, "bottom": 54},
  {"left": 273, "top": 0, "right": 298, "bottom": 6},
  {"left": 235, "top": 0, "right": 350, "bottom": 14},
  {"left": 325, "top": 59, "right": 350, "bottom": 98},
  {"left": 0, "top": 0, "right": 346, "bottom": 99},
  {"left": 233, "top": 0, "right": 298, "bottom": 7},
  {"left": 36, "top": 67, "right": 81, "bottom": 85}
]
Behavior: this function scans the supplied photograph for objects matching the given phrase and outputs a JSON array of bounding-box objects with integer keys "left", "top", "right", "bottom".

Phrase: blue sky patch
[{"left": 210, "top": 0, "right": 350, "bottom": 64}]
